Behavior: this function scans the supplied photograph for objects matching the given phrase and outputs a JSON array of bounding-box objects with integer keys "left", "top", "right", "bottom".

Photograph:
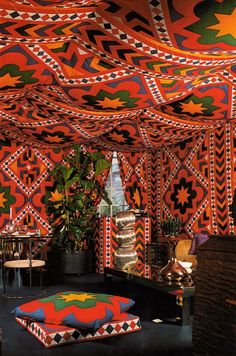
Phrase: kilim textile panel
[{"left": 15, "top": 314, "right": 141, "bottom": 348}]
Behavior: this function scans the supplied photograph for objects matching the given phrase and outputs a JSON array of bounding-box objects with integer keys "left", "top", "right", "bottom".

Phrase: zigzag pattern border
[
  {"left": 184, "top": 134, "right": 209, "bottom": 190},
  {"left": 147, "top": 150, "right": 162, "bottom": 238},
  {"left": 211, "top": 126, "right": 229, "bottom": 234},
  {"left": 226, "top": 122, "right": 235, "bottom": 234}
]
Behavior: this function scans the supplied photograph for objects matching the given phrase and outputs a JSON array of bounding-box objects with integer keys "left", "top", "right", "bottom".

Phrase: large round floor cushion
[{"left": 11, "top": 291, "right": 135, "bottom": 329}]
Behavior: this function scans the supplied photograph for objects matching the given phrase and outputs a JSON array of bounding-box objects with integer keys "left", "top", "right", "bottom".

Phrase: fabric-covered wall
[
  {"left": 151, "top": 122, "right": 236, "bottom": 238},
  {"left": 116, "top": 123, "right": 236, "bottom": 238},
  {"left": 0, "top": 140, "right": 111, "bottom": 234},
  {"left": 0, "top": 122, "right": 235, "bottom": 240},
  {"left": 117, "top": 151, "right": 148, "bottom": 211},
  {"left": 0, "top": 138, "right": 63, "bottom": 234}
]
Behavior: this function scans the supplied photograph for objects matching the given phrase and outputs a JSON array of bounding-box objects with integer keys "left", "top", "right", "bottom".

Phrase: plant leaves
[
  {"left": 95, "top": 159, "right": 111, "bottom": 176},
  {"left": 45, "top": 145, "right": 111, "bottom": 252}
]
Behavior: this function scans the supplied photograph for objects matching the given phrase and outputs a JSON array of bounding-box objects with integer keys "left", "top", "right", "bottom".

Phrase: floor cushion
[
  {"left": 15, "top": 313, "right": 142, "bottom": 348},
  {"left": 11, "top": 291, "right": 135, "bottom": 329}
]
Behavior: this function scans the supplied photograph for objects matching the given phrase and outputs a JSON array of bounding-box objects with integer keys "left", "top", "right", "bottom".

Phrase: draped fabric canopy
[{"left": 0, "top": 0, "right": 235, "bottom": 151}]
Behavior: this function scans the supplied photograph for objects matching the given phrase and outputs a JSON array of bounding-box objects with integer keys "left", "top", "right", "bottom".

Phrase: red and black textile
[
  {"left": 117, "top": 151, "right": 148, "bottom": 211},
  {"left": 15, "top": 314, "right": 142, "bottom": 348},
  {"left": 12, "top": 290, "right": 135, "bottom": 329},
  {"left": 0, "top": 0, "right": 236, "bottom": 253},
  {"left": 0, "top": 0, "right": 235, "bottom": 150}
]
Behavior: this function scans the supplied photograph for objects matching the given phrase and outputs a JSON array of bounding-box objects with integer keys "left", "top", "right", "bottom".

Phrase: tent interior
[
  {"left": 1, "top": 0, "right": 235, "bottom": 235},
  {"left": 0, "top": 0, "right": 236, "bottom": 354}
]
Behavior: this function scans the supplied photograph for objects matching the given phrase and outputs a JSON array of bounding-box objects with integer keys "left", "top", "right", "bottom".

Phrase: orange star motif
[
  {"left": 180, "top": 100, "right": 205, "bottom": 115},
  {"left": 96, "top": 97, "right": 126, "bottom": 109},
  {"left": 46, "top": 135, "right": 64, "bottom": 143},
  {"left": 0, "top": 73, "right": 22, "bottom": 88},
  {"left": 58, "top": 293, "right": 96, "bottom": 303},
  {"left": 176, "top": 186, "right": 190, "bottom": 206},
  {"left": 110, "top": 132, "right": 127, "bottom": 143},
  {"left": 207, "top": 8, "right": 236, "bottom": 39},
  {"left": 0, "top": 192, "right": 7, "bottom": 208}
]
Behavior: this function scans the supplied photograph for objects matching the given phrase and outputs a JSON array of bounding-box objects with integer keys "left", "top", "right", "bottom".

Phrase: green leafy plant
[
  {"left": 160, "top": 217, "right": 182, "bottom": 236},
  {"left": 45, "top": 145, "right": 111, "bottom": 252}
]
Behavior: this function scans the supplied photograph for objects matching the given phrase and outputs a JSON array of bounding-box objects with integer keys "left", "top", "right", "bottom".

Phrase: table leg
[{"left": 181, "top": 295, "right": 191, "bottom": 326}]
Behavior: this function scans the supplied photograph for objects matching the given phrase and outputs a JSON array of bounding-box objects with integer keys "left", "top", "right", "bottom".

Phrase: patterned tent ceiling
[{"left": 0, "top": 0, "right": 236, "bottom": 151}]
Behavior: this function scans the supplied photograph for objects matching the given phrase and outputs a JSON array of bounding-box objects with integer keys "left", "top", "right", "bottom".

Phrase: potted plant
[{"left": 45, "top": 145, "right": 111, "bottom": 274}]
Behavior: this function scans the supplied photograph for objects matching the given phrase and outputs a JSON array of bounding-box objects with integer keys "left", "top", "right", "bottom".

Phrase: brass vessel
[{"left": 160, "top": 257, "right": 188, "bottom": 282}]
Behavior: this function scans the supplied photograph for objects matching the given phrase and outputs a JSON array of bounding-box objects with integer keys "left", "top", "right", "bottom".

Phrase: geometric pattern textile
[
  {"left": 117, "top": 151, "right": 148, "bottom": 211},
  {"left": 1, "top": 0, "right": 236, "bottom": 151},
  {"left": 0, "top": 140, "right": 64, "bottom": 234},
  {"left": 158, "top": 122, "right": 236, "bottom": 237},
  {"left": 0, "top": 123, "right": 235, "bottom": 254},
  {"left": 146, "top": 149, "right": 162, "bottom": 238},
  {"left": 0, "top": 139, "right": 112, "bottom": 235},
  {"left": 95, "top": 216, "right": 118, "bottom": 272},
  {"left": 1, "top": 0, "right": 236, "bottom": 259},
  {"left": 15, "top": 314, "right": 142, "bottom": 348}
]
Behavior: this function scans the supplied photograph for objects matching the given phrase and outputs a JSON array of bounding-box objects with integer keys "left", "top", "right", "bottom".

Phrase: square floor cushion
[
  {"left": 11, "top": 291, "right": 135, "bottom": 329},
  {"left": 15, "top": 313, "right": 142, "bottom": 348}
]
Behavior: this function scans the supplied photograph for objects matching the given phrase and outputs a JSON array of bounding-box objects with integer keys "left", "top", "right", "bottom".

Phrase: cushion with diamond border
[{"left": 15, "top": 313, "right": 142, "bottom": 348}]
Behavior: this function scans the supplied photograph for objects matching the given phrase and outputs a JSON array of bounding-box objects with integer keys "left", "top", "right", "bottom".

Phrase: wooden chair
[{"left": 175, "top": 239, "right": 197, "bottom": 268}]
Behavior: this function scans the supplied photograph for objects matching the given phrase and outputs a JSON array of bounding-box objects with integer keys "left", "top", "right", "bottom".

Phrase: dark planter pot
[{"left": 47, "top": 250, "right": 95, "bottom": 275}]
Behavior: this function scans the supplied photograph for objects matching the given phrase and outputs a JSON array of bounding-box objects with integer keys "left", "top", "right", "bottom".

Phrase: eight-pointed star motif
[{"left": 58, "top": 293, "right": 96, "bottom": 303}]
